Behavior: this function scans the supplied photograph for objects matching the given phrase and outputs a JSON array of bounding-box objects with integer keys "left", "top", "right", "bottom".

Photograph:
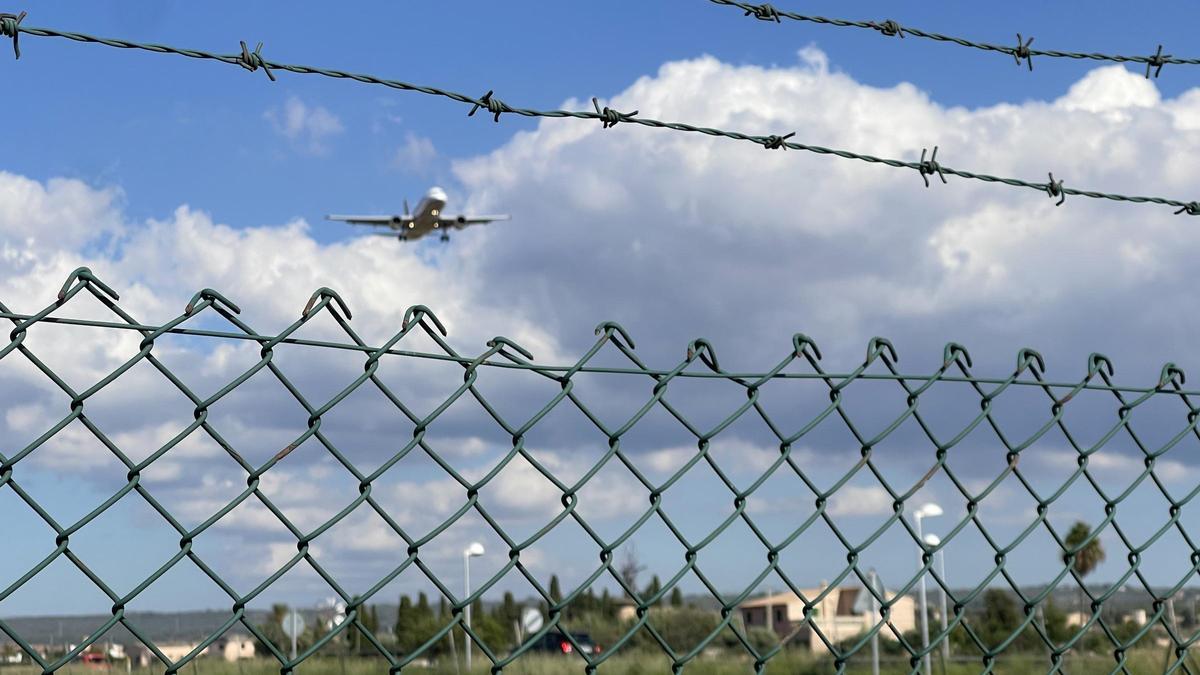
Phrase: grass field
[{"left": 3, "top": 648, "right": 1196, "bottom": 674}]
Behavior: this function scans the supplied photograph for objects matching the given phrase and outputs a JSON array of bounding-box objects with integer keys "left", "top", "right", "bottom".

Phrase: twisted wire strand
[
  {"left": 710, "top": 1, "right": 1196, "bottom": 74},
  {"left": 2, "top": 19, "right": 1197, "bottom": 216}
]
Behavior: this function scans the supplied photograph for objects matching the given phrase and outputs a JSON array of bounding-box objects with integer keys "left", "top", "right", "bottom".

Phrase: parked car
[{"left": 528, "top": 630, "right": 600, "bottom": 656}]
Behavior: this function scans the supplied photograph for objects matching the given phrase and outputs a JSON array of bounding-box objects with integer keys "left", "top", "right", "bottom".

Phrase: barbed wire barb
[
  {"left": 1146, "top": 44, "right": 1170, "bottom": 79},
  {"left": 1013, "top": 33, "right": 1035, "bottom": 71},
  {"left": 592, "top": 97, "right": 638, "bottom": 129},
  {"left": 0, "top": 11, "right": 24, "bottom": 59},
  {"left": 762, "top": 132, "right": 794, "bottom": 150},
  {"left": 236, "top": 40, "right": 273, "bottom": 81},
  {"left": 1046, "top": 172, "right": 1065, "bottom": 206},
  {"left": 468, "top": 89, "right": 505, "bottom": 122},
  {"left": 918, "top": 146, "right": 946, "bottom": 188},
  {"left": 744, "top": 2, "right": 781, "bottom": 23}
]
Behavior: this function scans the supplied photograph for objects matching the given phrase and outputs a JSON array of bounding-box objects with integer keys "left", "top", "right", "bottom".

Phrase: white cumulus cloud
[{"left": 263, "top": 95, "right": 345, "bottom": 155}]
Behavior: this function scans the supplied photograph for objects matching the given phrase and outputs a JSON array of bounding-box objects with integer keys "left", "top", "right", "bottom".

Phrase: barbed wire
[
  {"left": 4, "top": 268, "right": 1200, "bottom": 673},
  {"left": 2, "top": 13, "right": 1198, "bottom": 217},
  {"left": 709, "top": 1, "right": 1195, "bottom": 77}
]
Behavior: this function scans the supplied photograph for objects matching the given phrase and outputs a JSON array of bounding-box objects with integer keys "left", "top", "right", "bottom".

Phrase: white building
[{"left": 739, "top": 585, "right": 917, "bottom": 652}]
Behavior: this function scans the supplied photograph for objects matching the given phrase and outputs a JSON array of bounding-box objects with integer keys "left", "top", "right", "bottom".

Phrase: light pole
[
  {"left": 463, "top": 542, "right": 485, "bottom": 672},
  {"left": 914, "top": 503, "right": 942, "bottom": 675},
  {"left": 924, "top": 533, "right": 950, "bottom": 668},
  {"left": 868, "top": 569, "right": 881, "bottom": 675}
]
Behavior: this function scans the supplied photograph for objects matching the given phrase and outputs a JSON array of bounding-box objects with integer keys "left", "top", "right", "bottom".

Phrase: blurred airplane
[{"left": 326, "top": 186, "right": 510, "bottom": 242}]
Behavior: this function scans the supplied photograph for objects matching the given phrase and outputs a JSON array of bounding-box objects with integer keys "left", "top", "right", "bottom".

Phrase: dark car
[{"left": 529, "top": 630, "right": 600, "bottom": 656}]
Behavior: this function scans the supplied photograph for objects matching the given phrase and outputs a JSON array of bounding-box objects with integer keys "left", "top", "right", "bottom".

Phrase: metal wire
[
  {"left": 2, "top": 14, "right": 1199, "bottom": 217},
  {"left": 3, "top": 267, "right": 1200, "bottom": 674},
  {"left": 709, "top": 1, "right": 1195, "bottom": 77}
]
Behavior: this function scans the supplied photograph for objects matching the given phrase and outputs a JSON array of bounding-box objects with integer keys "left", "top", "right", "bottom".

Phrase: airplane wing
[
  {"left": 440, "top": 215, "right": 511, "bottom": 230},
  {"left": 325, "top": 214, "right": 404, "bottom": 227}
]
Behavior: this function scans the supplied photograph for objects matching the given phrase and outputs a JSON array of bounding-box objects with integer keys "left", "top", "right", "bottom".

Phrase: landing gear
[
  {"left": 398, "top": 234, "right": 408, "bottom": 241},
  {"left": 440, "top": 234, "right": 450, "bottom": 242}
]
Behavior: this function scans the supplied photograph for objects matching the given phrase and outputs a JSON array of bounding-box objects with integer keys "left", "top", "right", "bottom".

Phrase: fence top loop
[
  {"left": 487, "top": 336, "right": 534, "bottom": 360},
  {"left": 595, "top": 320, "right": 636, "bottom": 350},
  {"left": 57, "top": 266, "right": 119, "bottom": 302},
  {"left": 1017, "top": 347, "right": 1046, "bottom": 374},
  {"left": 686, "top": 338, "right": 721, "bottom": 371},
  {"left": 185, "top": 288, "right": 241, "bottom": 316},
  {"left": 304, "top": 287, "right": 352, "bottom": 321},
  {"left": 402, "top": 304, "right": 447, "bottom": 336},
  {"left": 792, "top": 332, "right": 822, "bottom": 361},
  {"left": 943, "top": 341, "right": 972, "bottom": 368},
  {"left": 1159, "top": 362, "right": 1186, "bottom": 388},
  {"left": 867, "top": 336, "right": 898, "bottom": 364}
]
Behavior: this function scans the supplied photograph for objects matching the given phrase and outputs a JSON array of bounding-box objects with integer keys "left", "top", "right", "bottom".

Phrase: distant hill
[{"left": 0, "top": 610, "right": 272, "bottom": 647}]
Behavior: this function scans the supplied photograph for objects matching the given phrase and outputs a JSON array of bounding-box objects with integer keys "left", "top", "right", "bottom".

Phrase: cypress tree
[{"left": 669, "top": 587, "right": 684, "bottom": 607}]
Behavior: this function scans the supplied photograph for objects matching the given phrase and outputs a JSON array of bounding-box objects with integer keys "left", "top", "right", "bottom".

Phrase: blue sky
[
  {"left": 5, "top": 0, "right": 1200, "bottom": 643},
  {"left": 7, "top": 1, "right": 1200, "bottom": 237}
]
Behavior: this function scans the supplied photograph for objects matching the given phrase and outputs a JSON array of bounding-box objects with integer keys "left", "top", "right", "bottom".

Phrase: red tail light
[
  {"left": 559, "top": 641, "right": 572, "bottom": 654},
  {"left": 595, "top": 645, "right": 602, "bottom": 653}
]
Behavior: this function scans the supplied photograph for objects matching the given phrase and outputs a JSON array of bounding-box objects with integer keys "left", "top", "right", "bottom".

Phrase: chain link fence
[{"left": 1, "top": 268, "right": 1199, "bottom": 674}]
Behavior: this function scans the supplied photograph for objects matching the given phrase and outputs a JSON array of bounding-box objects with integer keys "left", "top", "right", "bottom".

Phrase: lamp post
[
  {"left": 924, "top": 533, "right": 950, "bottom": 668},
  {"left": 914, "top": 503, "right": 942, "bottom": 674},
  {"left": 463, "top": 542, "right": 485, "bottom": 672}
]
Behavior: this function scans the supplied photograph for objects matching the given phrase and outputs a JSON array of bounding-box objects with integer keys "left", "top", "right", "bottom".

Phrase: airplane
[{"left": 326, "top": 187, "right": 510, "bottom": 242}]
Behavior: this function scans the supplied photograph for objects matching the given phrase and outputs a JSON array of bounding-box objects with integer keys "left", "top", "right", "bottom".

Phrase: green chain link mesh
[{"left": 2, "top": 268, "right": 1199, "bottom": 674}]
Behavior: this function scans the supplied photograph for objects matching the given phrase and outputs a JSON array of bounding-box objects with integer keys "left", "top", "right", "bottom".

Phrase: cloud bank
[{"left": 4, "top": 52, "right": 1200, "bottom": 614}]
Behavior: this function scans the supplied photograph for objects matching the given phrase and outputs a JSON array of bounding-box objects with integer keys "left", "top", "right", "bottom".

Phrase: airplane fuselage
[{"left": 394, "top": 187, "right": 448, "bottom": 240}]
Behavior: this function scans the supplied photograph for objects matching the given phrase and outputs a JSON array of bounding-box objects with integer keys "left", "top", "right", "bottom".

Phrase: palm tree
[{"left": 1062, "top": 521, "right": 1106, "bottom": 626}]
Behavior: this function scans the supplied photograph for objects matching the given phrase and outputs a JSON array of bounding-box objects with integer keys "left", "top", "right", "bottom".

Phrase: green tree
[
  {"left": 417, "top": 592, "right": 432, "bottom": 620},
  {"left": 644, "top": 575, "right": 663, "bottom": 605},
  {"left": 1063, "top": 521, "right": 1106, "bottom": 623},
  {"left": 395, "top": 595, "right": 420, "bottom": 654},
  {"left": 574, "top": 588, "right": 597, "bottom": 615},
  {"left": 495, "top": 591, "right": 520, "bottom": 628},
  {"left": 977, "top": 589, "right": 1020, "bottom": 647},
  {"left": 670, "top": 587, "right": 684, "bottom": 608},
  {"left": 600, "top": 589, "right": 614, "bottom": 618},
  {"left": 549, "top": 575, "right": 563, "bottom": 604},
  {"left": 464, "top": 597, "right": 510, "bottom": 651},
  {"left": 1042, "top": 599, "right": 1071, "bottom": 644}
]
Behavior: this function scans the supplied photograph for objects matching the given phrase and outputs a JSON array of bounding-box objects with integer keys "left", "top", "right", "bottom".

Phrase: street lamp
[
  {"left": 924, "top": 533, "right": 950, "bottom": 668},
  {"left": 463, "top": 542, "right": 485, "bottom": 672},
  {"left": 914, "top": 503, "right": 942, "bottom": 675}
]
